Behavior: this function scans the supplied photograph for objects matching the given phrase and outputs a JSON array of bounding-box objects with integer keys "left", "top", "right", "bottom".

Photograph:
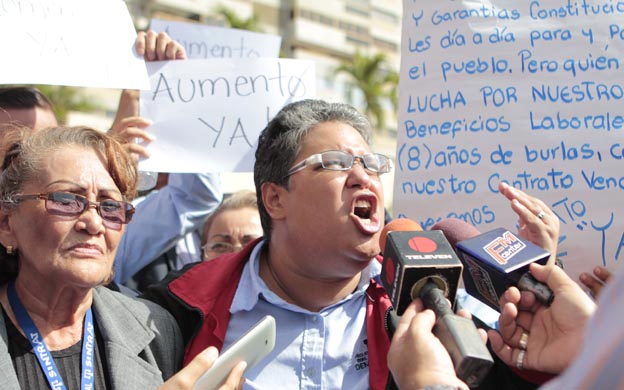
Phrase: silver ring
[
  {"left": 519, "top": 331, "right": 529, "bottom": 350},
  {"left": 516, "top": 349, "right": 525, "bottom": 369},
  {"left": 537, "top": 211, "right": 545, "bottom": 220}
]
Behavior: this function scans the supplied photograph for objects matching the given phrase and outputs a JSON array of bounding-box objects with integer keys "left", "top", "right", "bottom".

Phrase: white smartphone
[{"left": 192, "top": 315, "right": 276, "bottom": 390}]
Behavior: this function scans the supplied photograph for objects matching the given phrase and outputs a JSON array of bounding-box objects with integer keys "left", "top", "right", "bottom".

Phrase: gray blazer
[{"left": 0, "top": 286, "right": 183, "bottom": 389}]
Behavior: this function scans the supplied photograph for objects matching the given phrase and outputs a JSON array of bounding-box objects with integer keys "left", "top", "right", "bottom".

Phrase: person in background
[
  {"left": 0, "top": 30, "right": 221, "bottom": 290},
  {"left": 201, "top": 189, "right": 262, "bottom": 262},
  {"left": 109, "top": 30, "right": 223, "bottom": 289},
  {"left": 115, "top": 169, "right": 222, "bottom": 290},
  {"left": 0, "top": 126, "right": 244, "bottom": 390},
  {"left": 0, "top": 86, "right": 57, "bottom": 132},
  {"left": 0, "top": 87, "right": 60, "bottom": 164}
]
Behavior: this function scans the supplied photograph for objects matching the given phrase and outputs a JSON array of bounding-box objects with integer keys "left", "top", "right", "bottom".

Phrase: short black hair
[
  {"left": 0, "top": 86, "right": 54, "bottom": 111},
  {"left": 253, "top": 99, "right": 372, "bottom": 237}
]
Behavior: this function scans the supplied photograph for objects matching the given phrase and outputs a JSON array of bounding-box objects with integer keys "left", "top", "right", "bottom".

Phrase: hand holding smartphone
[{"left": 192, "top": 315, "right": 276, "bottom": 390}]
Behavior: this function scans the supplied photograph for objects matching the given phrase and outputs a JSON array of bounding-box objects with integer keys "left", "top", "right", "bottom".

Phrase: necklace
[{"left": 264, "top": 252, "right": 296, "bottom": 304}]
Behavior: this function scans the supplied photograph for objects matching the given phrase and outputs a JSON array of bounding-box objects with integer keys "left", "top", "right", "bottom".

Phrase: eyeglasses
[
  {"left": 202, "top": 242, "right": 244, "bottom": 255},
  {"left": 14, "top": 192, "right": 135, "bottom": 229},
  {"left": 285, "top": 150, "right": 393, "bottom": 178}
]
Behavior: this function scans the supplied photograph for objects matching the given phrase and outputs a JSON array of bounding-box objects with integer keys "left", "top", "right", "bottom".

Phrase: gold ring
[
  {"left": 537, "top": 211, "right": 545, "bottom": 220},
  {"left": 516, "top": 349, "right": 525, "bottom": 369},
  {"left": 519, "top": 331, "right": 529, "bottom": 350}
]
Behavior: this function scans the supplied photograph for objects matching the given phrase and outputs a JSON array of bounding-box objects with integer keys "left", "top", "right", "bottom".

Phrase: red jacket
[{"left": 149, "top": 240, "right": 393, "bottom": 390}]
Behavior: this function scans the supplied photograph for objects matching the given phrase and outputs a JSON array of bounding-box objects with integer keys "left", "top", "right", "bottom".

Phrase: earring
[{"left": 6, "top": 246, "right": 14, "bottom": 255}]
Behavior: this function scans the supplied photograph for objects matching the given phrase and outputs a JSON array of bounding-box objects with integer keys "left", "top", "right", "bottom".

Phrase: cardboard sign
[
  {"left": 0, "top": 0, "right": 149, "bottom": 89},
  {"left": 150, "top": 18, "right": 282, "bottom": 59},
  {"left": 395, "top": 0, "right": 624, "bottom": 281},
  {"left": 139, "top": 58, "right": 315, "bottom": 172}
]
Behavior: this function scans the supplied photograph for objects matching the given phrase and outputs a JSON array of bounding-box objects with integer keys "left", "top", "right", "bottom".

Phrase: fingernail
[{"left": 204, "top": 347, "right": 219, "bottom": 361}]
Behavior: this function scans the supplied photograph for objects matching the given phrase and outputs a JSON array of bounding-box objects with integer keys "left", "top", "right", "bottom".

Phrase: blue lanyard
[{"left": 7, "top": 281, "right": 95, "bottom": 390}]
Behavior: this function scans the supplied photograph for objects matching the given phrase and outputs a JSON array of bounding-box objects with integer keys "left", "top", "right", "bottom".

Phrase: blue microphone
[{"left": 432, "top": 218, "right": 553, "bottom": 312}]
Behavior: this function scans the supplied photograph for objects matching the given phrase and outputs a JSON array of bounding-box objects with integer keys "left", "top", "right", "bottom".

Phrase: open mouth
[
  {"left": 354, "top": 199, "right": 372, "bottom": 220},
  {"left": 351, "top": 195, "right": 380, "bottom": 234}
]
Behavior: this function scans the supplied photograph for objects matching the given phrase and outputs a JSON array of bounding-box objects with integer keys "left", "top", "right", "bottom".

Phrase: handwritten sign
[
  {"left": 150, "top": 19, "right": 282, "bottom": 59},
  {"left": 138, "top": 58, "right": 315, "bottom": 173},
  {"left": 395, "top": 0, "right": 624, "bottom": 281},
  {"left": 0, "top": 0, "right": 149, "bottom": 89}
]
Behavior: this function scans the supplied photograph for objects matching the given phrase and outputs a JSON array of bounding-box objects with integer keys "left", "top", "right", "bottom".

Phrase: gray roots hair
[
  {"left": 0, "top": 126, "right": 137, "bottom": 284},
  {"left": 253, "top": 99, "right": 372, "bottom": 238}
]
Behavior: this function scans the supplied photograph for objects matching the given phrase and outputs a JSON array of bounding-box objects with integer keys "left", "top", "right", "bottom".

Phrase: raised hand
[
  {"left": 498, "top": 182, "right": 560, "bottom": 264},
  {"left": 136, "top": 30, "right": 186, "bottom": 61}
]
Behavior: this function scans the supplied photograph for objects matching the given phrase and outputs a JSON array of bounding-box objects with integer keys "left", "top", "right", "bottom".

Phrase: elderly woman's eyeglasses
[
  {"left": 14, "top": 192, "right": 135, "bottom": 228},
  {"left": 285, "top": 150, "right": 393, "bottom": 178}
]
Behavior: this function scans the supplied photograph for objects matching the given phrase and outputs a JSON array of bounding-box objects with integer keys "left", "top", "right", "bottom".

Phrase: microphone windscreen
[
  {"left": 380, "top": 218, "right": 423, "bottom": 254},
  {"left": 431, "top": 218, "right": 481, "bottom": 249}
]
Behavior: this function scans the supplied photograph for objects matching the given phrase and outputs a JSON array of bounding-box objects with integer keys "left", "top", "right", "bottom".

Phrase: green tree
[
  {"left": 36, "top": 85, "right": 102, "bottom": 124},
  {"left": 335, "top": 51, "right": 399, "bottom": 133},
  {"left": 213, "top": 5, "right": 263, "bottom": 32}
]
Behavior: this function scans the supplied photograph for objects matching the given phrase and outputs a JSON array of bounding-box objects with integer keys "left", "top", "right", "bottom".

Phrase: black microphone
[
  {"left": 380, "top": 219, "right": 493, "bottom": 388},
  {"left": 432, "top": 218, "right": 554, "bottom": 312}
]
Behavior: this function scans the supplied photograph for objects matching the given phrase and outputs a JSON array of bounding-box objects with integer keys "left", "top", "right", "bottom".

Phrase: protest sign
[
  {"left": 150, "top": 19, "right": 282, "bottom": 59},
  {"left": 0, "top": 0, "right": 149, "bottom": 89},
  {"left": 395, "top": 0, "right": 624, "bottom": 280},
  {"left": 138, "top": 58, "right": 315, "bottom": 173}
]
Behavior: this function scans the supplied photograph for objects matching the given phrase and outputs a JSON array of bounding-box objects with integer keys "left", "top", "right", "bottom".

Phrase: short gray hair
[
  {"left": 0, "top": 126, "right": 137, "bottom": 284},
  {"left": 253, "top": 99, "right": 372, "bottom": 238}
]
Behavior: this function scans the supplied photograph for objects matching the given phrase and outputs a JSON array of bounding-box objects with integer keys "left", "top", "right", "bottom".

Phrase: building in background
[
  {"left": 72, "top": 0, "right": 402, "bottom": 210},
  {"left": 124, "top": 0, "right": 402, "bottom": 135}
]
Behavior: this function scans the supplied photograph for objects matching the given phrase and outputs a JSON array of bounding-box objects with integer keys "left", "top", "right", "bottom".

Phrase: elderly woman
[
  {"left": 0, "top": 126, "right": 243, "bottom": 390},
  {"left": 201, "top": 189, "right": 262, "bottom": 262}
]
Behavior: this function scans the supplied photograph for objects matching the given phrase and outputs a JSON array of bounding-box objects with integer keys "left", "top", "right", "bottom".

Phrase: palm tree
[
  {"left": 36, "top": 85, "right": 102, "bottom": 124},
  {"left": 213, "top": 5, "right": 263, "bottom": 32},
  {"left": 335, "top": 51, "right": 399, "bottom": 133}
]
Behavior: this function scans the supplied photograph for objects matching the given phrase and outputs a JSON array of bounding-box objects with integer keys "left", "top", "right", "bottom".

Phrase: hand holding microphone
[
  {"left": 488, "top": 262, "right": 596, "bottom": 374},
  {"left": 388, "top": 300, "right": 471, "bottom": 390},
  {"left": 432, "top": 218, "right": 554, "bottom": 311},
  {"left": 380, "top": 219, "right": 493, "bottom": 387}
]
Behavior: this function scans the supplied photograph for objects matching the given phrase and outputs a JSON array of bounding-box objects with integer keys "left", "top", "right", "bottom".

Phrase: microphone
[
  {"left": 380, "top": 219, "right": 493, "bottom": 387},
  {"left": 432, "top": 218, "right": 554, "bottom": 312},
  {"left": 380, "top": 219, "right": 462, "bottom": 316}
]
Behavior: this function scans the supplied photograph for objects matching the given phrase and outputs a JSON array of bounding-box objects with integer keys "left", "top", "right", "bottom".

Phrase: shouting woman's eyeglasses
[{"left": 284, "top": 150, "right": 393, "bottom": 178}]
